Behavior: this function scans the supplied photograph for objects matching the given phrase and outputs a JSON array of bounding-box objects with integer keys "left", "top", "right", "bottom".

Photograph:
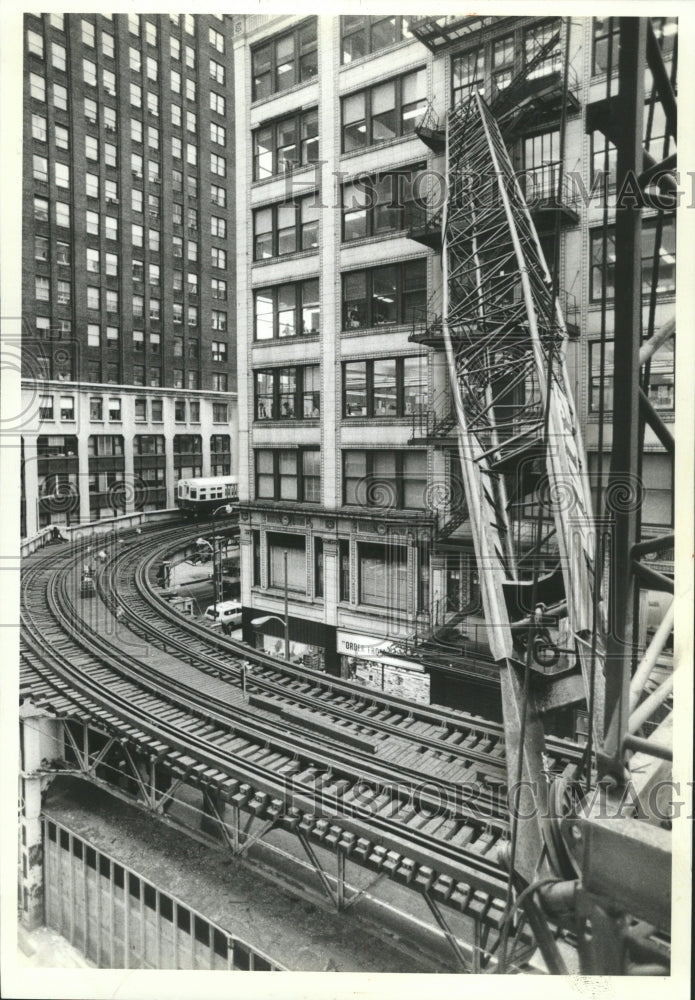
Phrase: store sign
[{"left": 336, "top": 631, "right": 424, "bottom": 673}]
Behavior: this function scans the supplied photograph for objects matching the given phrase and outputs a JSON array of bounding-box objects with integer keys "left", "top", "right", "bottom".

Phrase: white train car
[{"left": 176, "top": 476, "right": 238, "bottom": 518}]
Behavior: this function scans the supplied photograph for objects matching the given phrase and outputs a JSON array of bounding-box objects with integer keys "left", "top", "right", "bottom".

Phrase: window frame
[
  {"left": 254, "top": 278, "right": 320, "bottom": 341},
  {"left": 342, "top": 449, "right": 427, "bottom": 510},
  {"left": 251, "top": 18, "right": 318, "bottom": 101},
  {"left": 341, "top": 165, "right": 427, "bottom": 242},
  {"left": 341, "top": 259, "right": 427, "bottom": 330},
  {"left": 252, "top": 108, "right": 319, "bottom": 181},
  {"left": 253, "top": 195, "right": 319, "bottom": 260},
  {"left": 341, "top": 68, "right": 426, "bottom": 154},
  {"left": 254, "top": 364, "right": 321, "bottom": 421},
  {"left": 340, "top": 15, "right": 410, "bottom": 64},
  {"left": 342, "top": 356, "right": 426, "bottom": 419},
  {"left": 255, "top": 447, "right": 321, "bottom": 503}
]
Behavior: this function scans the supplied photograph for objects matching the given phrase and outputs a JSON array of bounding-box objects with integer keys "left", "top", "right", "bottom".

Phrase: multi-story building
[
  {"left": 21, "top": 13, "right": 237, "bottom": 535},
  {"left": 233, "top": 15, "right": 676, "bottom": 716}
]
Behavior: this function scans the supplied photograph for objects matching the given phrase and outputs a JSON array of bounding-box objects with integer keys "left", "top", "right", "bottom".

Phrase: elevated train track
[{"left": 20, "top": 520, "right": 585, "bottom": 971}]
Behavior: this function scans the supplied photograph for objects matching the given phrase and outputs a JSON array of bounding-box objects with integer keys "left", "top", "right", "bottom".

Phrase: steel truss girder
[
  {"left": 443, "top": 91, "right": 604, "bottom": 724},
  {"left": 40, "top": 714, "right": 508, "bottom": 931}
]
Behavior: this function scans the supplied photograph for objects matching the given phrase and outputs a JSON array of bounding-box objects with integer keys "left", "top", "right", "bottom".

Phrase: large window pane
[
  {"left": 373, "top": 359, "right": 397, "bottom": 415},
  {"left": 277, "top": 203, "right": 297, "bottom": 255},
  {"left": 278, "top": 284, "right": 296, "bottom": 337},
  {"left": 343, "top": 92, "right": 367, "bottom": 152},
  {"left": 254, "top": 127, "right": 273, "bottom": 179},
  {"left": 402, "top": 451, "right": 427, "bottom": 508},
  {"left": 344, "top": 451, "right": 367, "bottom": 505},
  {"left": 279, "top": 450, "right": 298, "bottom": 499},
  {"left": 301, "top": 279, "right": 319, "bottom": 335},
  {"left": 255, "top": 290, "right": 274, "bottom": 340},
  {"left": 344, "top": 272, "right": 367, "bottom": 327},
  {"left": 254, "top": 208, "right": 273, "bottom": 259},
  {"left": 372, "top": 81, "right": 396, "bottom": 143},
  {"left": 345, "top": 362, "right": 367, "bottom": 416},
  {"left": 403, "top": 356, "right": 427, "bottom": 415},
  {"left": 256, "top": 449, "right": 274, "bottom": 497},
  {"left": 372, "top": 266, "right": 398, "bottom": 325}
]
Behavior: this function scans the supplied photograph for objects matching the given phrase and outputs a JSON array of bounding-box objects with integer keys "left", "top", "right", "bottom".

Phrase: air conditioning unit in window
[{"left": 106, "top": 196, "right": 119, "bottom": 204}]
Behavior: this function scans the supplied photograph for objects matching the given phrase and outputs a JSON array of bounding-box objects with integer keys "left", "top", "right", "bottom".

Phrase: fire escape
[{"left": 407, "top": 15, "right": 676, "bottom": 975}]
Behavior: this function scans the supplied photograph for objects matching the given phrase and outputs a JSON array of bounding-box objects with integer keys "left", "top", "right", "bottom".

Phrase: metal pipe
[
  {"left": 283, "top": 549, "right": 289, "bottom": 662},
  {"left": 623, "top": 733, "right": 672, "bottom": 761},
  {"left": 629, "top": 673, "right": 674, "bottom": 734},
  {"left": 628, "top": 600, "right": 674, "bottom": 711}
]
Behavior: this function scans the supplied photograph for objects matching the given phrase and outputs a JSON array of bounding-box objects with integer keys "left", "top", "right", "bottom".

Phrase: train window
[
  {"left": 99, "top": 855, "right": 111, "bottom": 878},
  {"left": 190, "top": 489, "right": 197, "bottom": 499},
  {"left": 60, "top": 829, "right": 70, "bottom": 851},
  {"left": 144, "top": 883, "right": 156, "bottom": 909},
  {"left": 194, "top": 916, "right": 210, "bottom": 946},
  {"left": 72, "top": 838, "right": 83, "bottom": 860},
  {"left": 233, "top": 942, "right": 250, "bottom": 970},
  {"left": 213, "top": 929, "right": 228, "bottom": 959},
  {"left": 177, "top": 906, "right": 191, "bottom": 933},
  {"left": 114, "top": 863, "right": 124, "bottom": 889},
  {"left": 254, "top": 954, "right": 272, "bottom": 971},
  {"left": 129, "top": 873, "right": 140, "bottom": 898},
  {"left": 86, "top": 847, "right": 96, "bottom": 869},
  {"left": 48, "top": 822, "right": 56, "bottom": 842},
  {"left": 160, "top": 894, "right": 173, "bottom": 922}
]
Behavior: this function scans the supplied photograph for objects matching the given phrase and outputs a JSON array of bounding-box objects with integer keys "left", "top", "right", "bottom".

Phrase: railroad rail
[{"left": 20, "top": 521, "right": 584, "bottom": 970}]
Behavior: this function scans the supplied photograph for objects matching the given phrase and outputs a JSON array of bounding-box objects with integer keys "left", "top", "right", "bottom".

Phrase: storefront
[
  {"left": 336, "top": 630, "right": 430, "bottom": 704},
  {"left": 241, "top": 609, "right": 337, "bottom": 674}
]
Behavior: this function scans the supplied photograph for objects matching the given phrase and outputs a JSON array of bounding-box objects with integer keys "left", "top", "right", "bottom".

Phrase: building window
[
  {"left": 30, "top": 72, "right": 46, "bottom": 102},
  {"left": 343, "top": 450, "right": 427, "bottom": 509},
  {"left": 209, "top": 58, "right": 225, "bottom": 85},
  {"left": 589, "top": 338, "right": 674, "bottom": 413},
  {"left": 253, "top": 196, "right": 319, "bottom": 260},
  {"left": 211, "top": 310, "right": 227, "bottom": 332},
  {"left": 341, "top": 69, "right": 426, "bottom": 153},
  {"left": 82, "top": 18, "right": 95, "bottom": 46},
  {"left": 342, "top": 165, "right": 427, "bottom": 241},
  {"left": 27, "top": 28, "right": 44, "bottom": 58},
  {"left": 133, "top": 328, "right": 144, "bottom": 352},
  {"left": 211, "top": 341, "right": 227, "bottom": 363},
  {"left": 34, "top": 196, "right": 49, "bottom": 221},
  {"left": 211, "top": 278, "right": 227, "bottom": 300},
  {"left": 209, "top": 26, "right": 225, "bottom": 53},
  {"left": 339, "top": 539, "right": 350, "bottom": 602},
  {"left": 90, "top": 397, "right": 103, "bottom": 420},
  {"left": 174, "top": 399, "right": 186, "bottom": 422},
  {"left": 211, "top": 216, "right": 227, "bottom": 241},
  {"left": 32, "top": 113, "right": 47, "bottom": 142},
  {"left": 210, "top": 91, "right": 225, "bottom": 115},
  {"left": 358, "top": 541, "right": 407, "bottom": 610},
  {"left": 211, "top": 247, "right": 226, "bottom": 269},
  {"left": 60, "top": 396, "right": 75, "bottom": 421},
  {"left": 83, "top": 58, "right": 97, "bottom": 86},
  {"left": 35, "top": 276, "right": 50, "bottom": 302},
  {"left": 33, "top": 154, "right": 48, "bottom": 182},
  {"left": 174, "top": 435, "right": 203, "bottom": 478},
  {"left": 255, "top": 449, "right": 321, "bottom": 503},
  {"left": 213, "top": 402, "right": 228, "bottom": 423},
  {"left": 592, "top": 17, "right": 620, "bottom": 75},
  {"left": 55, "top": 125, "right": 69, "bottom": 150},
  {"left": 253, "top": 109, "right": 318, "bottom": 180},
  {"left": 88, "top": 324, "right": 100, "bottom": 348},
  {"left": 133, "top": 398, "right": 147, "bottom": 422},
  {"left": 524, "top": 19, "right": 562, "bottom": 80},
  {"left": 189, "top": 399, "right": 200, "bottom": 421},
  {"left": 590, "top": 216, "right": 676, "bottom": 301},
  {"left": 267, "top": 533, "right": 307, "bottom": 593},
  {"left": 151, "top": 399, "right": 163, "bottom": 422},
  {"left": 145, "top": 20, "right": 157, "bottom": 46},
  {"left": 210, "top": 122, "right": 226, "bottom": 146},
  {"left": 39, "top": 395, "right": 54, "bottom": 420},
  {"left": 52, "top": 41, "right": 66, "bottom": 70},
  {"left": 343, "top": 356, "right": 426, "bottom": 418},
  {"left": 342, "top": 259, "right": 427, "bottom": 329},
  {"left": 211, "top": 184, "right": 226, "bottom": 208},
  {"left": 255, "top": 365, "right": 320, "bottom": 420},
  {"left": 35, "top": 235, "right": 49, "bottom": 261},
  {"left": 254, "top": 279, "right": 319, "bottom": 340},
  {"left": 55, "top": 202, "right": 69, "bottom": 227},
  {"left": 108, "top": 398, "right": 121, "bottom": 421},
  {"left": 87, "top": 286, "right": 100, "bottom": 310},
  {"left": 314, "top": 537, "right": 324, "bottom": 597},
  {"left": 252, "top": 19, "right": 318, "bottom": 100},
  {"left": 55, "top": 162, "right": 70, "bottom": 188},
  {"left": 211, "top": 434, "right": 231, "bottom": 476},
  {"left": 210, "top": 152, "right": 226, "bottom": 177},
  {"left": 150, "top": 332, "right": 160, "bottom": 353},
  {"left": 57, "top": 280, "right": 70, "bottom": 305},
  {"left": 340, "top": 15, "right": 410, "bottom": 63},
  {"left": 211, "top": 373, "right": 228, "bottom": 392}
]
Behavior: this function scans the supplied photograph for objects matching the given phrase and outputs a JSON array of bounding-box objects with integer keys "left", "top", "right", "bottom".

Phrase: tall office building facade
[
  {"left": 233, "top": 15, "right": 675, "bottom": 713},
  {"left": 21, "top": 13, "right": 237, "bottom": 535}
]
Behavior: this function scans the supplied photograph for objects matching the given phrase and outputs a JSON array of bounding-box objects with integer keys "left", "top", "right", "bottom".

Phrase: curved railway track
[{"left": 20, "top": 521, "right": 583, "bottom": 960}]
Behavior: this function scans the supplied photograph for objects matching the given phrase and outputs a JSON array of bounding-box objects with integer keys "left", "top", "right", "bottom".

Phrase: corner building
[
  {"left": 234, "top": 15, "right": 675, "bottom": 718},
  {"left": 21, "top": 13, "right": 237, "bottom": 535}
]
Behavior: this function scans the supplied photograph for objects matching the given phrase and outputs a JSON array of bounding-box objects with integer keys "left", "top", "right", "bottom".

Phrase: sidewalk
[{"left": 17, "top": 923, "right": 95, "bottom": 968}]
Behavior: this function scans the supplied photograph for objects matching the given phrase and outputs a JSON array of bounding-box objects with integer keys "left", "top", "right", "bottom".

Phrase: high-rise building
[
  {"left": 232, "top": 15, "right": 675, "bottom": 722},
  {"left": 21, "top": 13, "right": 237, "bottom": 535}
]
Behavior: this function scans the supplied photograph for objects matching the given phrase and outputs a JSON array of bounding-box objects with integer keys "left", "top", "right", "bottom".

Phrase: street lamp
[
  {"left": 196, "top": 503, "right": 234, "bottom": 617},
  {"left": 251, "top": 549, "right": 289, "bottom": 661}
]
